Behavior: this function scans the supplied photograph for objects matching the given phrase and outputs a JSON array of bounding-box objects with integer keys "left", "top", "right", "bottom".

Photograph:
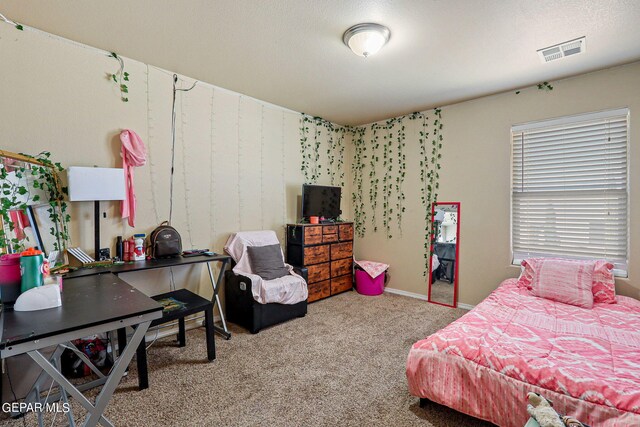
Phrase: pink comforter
[{"left": 406, "top": 279, "right": 640, "bottom": 427}]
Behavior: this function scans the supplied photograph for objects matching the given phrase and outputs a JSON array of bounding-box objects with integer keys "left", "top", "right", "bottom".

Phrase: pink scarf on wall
[{"left": 120, "top": 130, "right": 147, "bottom": 227}]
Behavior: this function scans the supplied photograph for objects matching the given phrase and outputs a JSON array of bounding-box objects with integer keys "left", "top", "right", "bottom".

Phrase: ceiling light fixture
[{"left": 343, "top": 23, "right": 390, "bottom": 57}]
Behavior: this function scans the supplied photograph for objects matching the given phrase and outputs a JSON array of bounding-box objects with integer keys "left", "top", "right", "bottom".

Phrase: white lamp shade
[
  {"left": 348, "top": 31, "right": 386, "bottom": 57},
  {"left": 343, "top": 23, "right": 390, "bottom": 57},
  {"left": 68, "top": 167, "right": 126, "bottom": 201}
]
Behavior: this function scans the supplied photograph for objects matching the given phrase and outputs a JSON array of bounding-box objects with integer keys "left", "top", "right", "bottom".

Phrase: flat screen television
[{"left": 302, "top": 184, "right": 341, "bottom": 219}]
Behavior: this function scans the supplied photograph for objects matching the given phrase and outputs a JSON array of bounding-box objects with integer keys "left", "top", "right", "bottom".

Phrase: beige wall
[
  {"left": 1, "top": 22, "right": 638, "bottom": 313},
  {"left": 0, "top": 23, "right": 351, "bottom": 298},
  {"left": 0, "top": 21, "right": 355, "bottom": 399},
  {"left": 355, "top": 61, "right": 640, "bottom": 305}
]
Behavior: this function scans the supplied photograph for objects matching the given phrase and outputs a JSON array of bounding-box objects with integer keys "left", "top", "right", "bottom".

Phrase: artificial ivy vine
[
  {"left": 0, "top": 152, "right": 70, "bottom": 253},
  {"left": 300, "top": 114, "right": 351, "bottom": 187},
  {"left": 395, "top": 120, "right": 406, "bottom": 235},
  {"left": 369, "top": 126, "right": 379, "bottom": 232},
  {"left": 299, "top": 109, "right": 445, "bottom": 280},
  {"left": 109, "top": 52, "right": 130, "bottom": 102},
  {"left": 405, "top": 108, "right": 444, "bottom": 276},
  {"left": 351, "top": 128, "right": 367, "bottom": 237},
  {"left": 299, "top": 116, "right": 311, "bottom": 183},
  {"left": 515, "top": 81, "right": 554, "bottom": 95}
]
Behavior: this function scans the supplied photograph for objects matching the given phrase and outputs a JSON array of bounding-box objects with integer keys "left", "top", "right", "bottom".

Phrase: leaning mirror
[
  {"left": 428, "top": 202, "right": 460, "bottom": 307},
  {"left": 0, "top": 150, "right": 70, "bottom": 262}
]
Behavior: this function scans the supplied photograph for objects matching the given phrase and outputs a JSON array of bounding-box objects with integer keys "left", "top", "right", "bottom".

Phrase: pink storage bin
[
  {"left": 0, "top": 253, "right": 23, "bottom": 303},
  {"left": 355, "top": 268, "right": 387, "bottom": 296}
]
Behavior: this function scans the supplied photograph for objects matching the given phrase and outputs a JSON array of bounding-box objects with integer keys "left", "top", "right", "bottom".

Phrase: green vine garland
[
  {"left": 369, "top": 126, "right": 380, "bottom": 232},
  {"left": 299, "top": 109, "right": 444, "bottom": 277},
  {"left": 0, "top": 152, "right": 70, "bottom": 254},
  {"left": 299, "top": 116, "right": 312, "bottom": 183},
  {"left": 109, "top": 52, "right": 130, "bottom": 102},
  {"left": 351, "top": 127, "right": 367, "bottom": 237}
]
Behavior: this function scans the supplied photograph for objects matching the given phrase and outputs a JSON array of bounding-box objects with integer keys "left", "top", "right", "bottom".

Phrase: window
[{"left": 511, "top": 108, "right": 629, "bottom": 276}]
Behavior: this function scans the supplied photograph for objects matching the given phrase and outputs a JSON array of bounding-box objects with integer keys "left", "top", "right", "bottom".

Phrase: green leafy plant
[
  {"left": 515, "top": 81, "right": 554, "bottom": 94},
  {"left": 299, "top": 109, "right": 444, "bottom": 264},
  {"left": 537, "top": 81, "right": 553, "bottom": 91},
  {"left": 109, "top": 52, "right": 130, "bottom": 102},
  {"left": 351, "top": 127, "right": 367, "bottom": 237},
  {"left": 0, "top": 152, "right": 70, "bottom": 253},
  {"left": 299, "top": 116, "right": 312, "bottom": 183}
]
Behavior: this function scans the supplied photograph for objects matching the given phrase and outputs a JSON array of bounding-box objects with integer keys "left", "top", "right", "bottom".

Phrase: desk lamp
[{"left": 67, "top": 167, "right": 126, "bottom": 259}]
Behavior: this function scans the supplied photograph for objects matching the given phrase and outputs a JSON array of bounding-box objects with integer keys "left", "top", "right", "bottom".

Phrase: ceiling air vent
[{"left": 537, "top": 37, "right": 586, "bottom": 63}]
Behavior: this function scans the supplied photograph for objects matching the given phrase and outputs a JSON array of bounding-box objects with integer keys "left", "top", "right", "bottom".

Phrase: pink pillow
[
  {"left": 517, "top": 258, "right": 616, "bottom": 304},
  {"left": 529, "top": 258, "right": 595, "bottom": 308},
  {"left": 592, "top": 260, "right": 616, "bottom": 304}
]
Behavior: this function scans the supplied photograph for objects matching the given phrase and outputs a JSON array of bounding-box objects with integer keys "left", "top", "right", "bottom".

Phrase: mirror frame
[
  {"left": 427, "top": 201, "right": 460, "bottom": 308},
  {"left": 0, "top": 149, "right": 68, "bottom": 256}
]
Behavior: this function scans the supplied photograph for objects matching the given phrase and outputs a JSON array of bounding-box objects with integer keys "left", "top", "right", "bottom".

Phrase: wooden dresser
[{"left": 286, "top": 222, "right": 354, "bottom": 303}]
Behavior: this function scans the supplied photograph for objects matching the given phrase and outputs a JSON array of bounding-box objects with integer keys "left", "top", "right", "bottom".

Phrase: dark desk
[
  {"left": 0, "top": 275, "right": 162, "bottom": 427},
  {"left": 64, "top": 254, "right": 232, "bottom": 338}
]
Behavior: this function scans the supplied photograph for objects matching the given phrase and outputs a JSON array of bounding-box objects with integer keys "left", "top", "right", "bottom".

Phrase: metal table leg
[
  {"left": 207, "top": 259, "right": 231, "bottom": 339},
  {"left": 27, "top": 320, "right": 152, "bottom": 427}
]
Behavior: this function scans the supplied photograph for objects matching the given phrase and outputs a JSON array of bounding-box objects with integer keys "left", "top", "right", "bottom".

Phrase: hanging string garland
[
  {"left": 237, "top": 96, "right": 243, "bottom": 230},
  {"left": 209, "top": 87, "right": 216, "bottom": 239},
  {"left": 179, "top": 89, "right": 196, "bottom": 249},
  {"left": 281, "top": 111, "right": 287, "bottom": 234},
  {"left": 168, "top": 74, "right": 197, "bottom": 225},
  {"left": 145, "top": 65, "right": 162, "bottom": 224},
  {"left": 260, "top": 104, "right": 265, "bottom": 229}
]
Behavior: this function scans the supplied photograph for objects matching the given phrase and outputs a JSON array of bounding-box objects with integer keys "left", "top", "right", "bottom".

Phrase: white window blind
[{"left": 511, "top": 108, "right": 629, "bottom": 276}]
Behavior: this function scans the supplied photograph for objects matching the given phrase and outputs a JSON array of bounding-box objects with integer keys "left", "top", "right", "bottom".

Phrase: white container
[{"left": 133, "top": 234, "right": 146, "bottom": 261}]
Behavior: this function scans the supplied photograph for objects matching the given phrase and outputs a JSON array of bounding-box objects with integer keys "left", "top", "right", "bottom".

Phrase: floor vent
[{"left": 538, "top": 37, "right": 586, "bottom": 63}]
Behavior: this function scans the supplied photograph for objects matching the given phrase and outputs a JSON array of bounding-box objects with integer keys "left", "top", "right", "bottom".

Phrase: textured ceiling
[{"left": 2, "top": 0, "right": 640, "bottom": 125}]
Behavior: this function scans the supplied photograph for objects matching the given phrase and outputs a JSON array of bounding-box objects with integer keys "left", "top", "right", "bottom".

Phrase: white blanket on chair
[{"left": 224, "top": 231, "right": 308, "bottom": 305}]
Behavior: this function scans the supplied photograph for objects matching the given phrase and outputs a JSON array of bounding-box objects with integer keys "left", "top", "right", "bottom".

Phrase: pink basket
[
  {"left": 355, "top": 269, "right": 386, "bottom": 296},
  {"left": 0, "top": 253, "right": 22, "bottom": 303}
]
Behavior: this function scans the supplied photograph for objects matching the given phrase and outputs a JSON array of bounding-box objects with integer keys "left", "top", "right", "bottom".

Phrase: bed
[{"left": 406, "top": 278, "right": 640, "bottom": 427}]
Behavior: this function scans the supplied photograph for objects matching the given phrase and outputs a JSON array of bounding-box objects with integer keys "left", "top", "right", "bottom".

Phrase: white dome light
[{"left": 343, "top": 23, "right": 390, "bottom": 57}]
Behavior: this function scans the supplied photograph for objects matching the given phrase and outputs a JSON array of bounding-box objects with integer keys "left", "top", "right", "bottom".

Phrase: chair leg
[
  {"left": 136, "top": 334, "right": 149, "bottom": 391},
  {"left": 178, "top": 317, "right": 186, "bottom": 347},
  {"left": 205, "top": 307, "right": 216, "bottom": 361},
  {"left": 117, "top": 328, "right": 127, "bottom": 357}
]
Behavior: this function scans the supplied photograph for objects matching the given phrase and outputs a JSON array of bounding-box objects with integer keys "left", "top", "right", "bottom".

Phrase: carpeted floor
[{"left": 7, "top": 291, "right": 494, "bottom": 427}]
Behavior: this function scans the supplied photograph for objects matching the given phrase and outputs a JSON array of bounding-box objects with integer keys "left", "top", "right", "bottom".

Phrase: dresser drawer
[
  {"left": 304, "top": 245, "right": 329, "bottom": 265},
  {"left": 323, "top": 225, "right": 337, "bottom": 234},
  {"left": 331, "top": 274, "right": 353, "bottom": 294},
  {"left": 330, "top": 241, "right": 353, "bottom": 260},
  {"left": 304, "top": 226, "right": 323, "bottom": 245},
  {"left": 331, "top": 258, "right": 352, "bottom": 277},
  {"left": 338, "top": 223, "right": 354, "bottom": 241},
  {"left": 322, "top": 233, "right": 338, "bottom": 243},
  {"left": 307, "top": 262, "right": 330, "bottom": 283},
  {"left": 308, "top": 279, "right": 330, "bottom": 302}
]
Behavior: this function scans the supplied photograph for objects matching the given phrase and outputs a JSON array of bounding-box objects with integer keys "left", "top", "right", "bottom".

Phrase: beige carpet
[{"left": 6, "top": 291, "right": 494, "bottom": 427}]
